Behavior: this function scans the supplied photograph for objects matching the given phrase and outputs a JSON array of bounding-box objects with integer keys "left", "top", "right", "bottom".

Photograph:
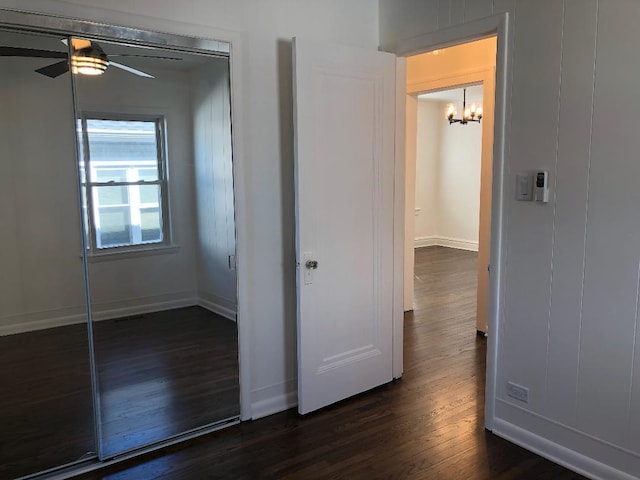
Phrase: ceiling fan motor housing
[{"left": 71, "top": 43, "right": 109, "bottom": 75}]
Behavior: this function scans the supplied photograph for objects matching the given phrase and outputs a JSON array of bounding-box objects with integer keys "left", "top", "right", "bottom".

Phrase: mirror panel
[
  {"left": 0, "top": 30, "right": 96, "bottom": 478},
  {"left": 72, "top": 38, "right": 239, "bottom": 457}
]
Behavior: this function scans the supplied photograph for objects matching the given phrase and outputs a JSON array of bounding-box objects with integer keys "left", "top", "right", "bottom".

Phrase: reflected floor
[
  {"left": 93, "top": 306, "right": 240, "bottom": 457},
  {"left": 0, "top": 322, "right": 94, "bottom": 479},
  {"left": 0, "top": 306, "right": 239, "bottom": 478}
]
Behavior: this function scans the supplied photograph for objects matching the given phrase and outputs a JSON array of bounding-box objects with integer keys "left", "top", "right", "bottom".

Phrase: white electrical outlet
[{"left": 507, "top": 381, "right": 529, "bottom": 403}]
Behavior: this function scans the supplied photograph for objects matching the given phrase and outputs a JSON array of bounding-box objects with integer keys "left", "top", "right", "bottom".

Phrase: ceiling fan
[{"left": 0, "top": 37, "right": 181, "bottom": 79}]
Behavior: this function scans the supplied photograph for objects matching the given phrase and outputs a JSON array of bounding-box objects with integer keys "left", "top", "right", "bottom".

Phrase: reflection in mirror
[
  {"left": 72, "top": 39, "right": 239, "bottom": 457},
  {"left": 0, "top": 30, "right": 96, "bottom": 478}
]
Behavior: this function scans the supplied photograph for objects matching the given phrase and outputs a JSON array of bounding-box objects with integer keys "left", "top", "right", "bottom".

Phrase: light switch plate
[{"left": 516, "top": 174, "right": 533, "bottom": 201}]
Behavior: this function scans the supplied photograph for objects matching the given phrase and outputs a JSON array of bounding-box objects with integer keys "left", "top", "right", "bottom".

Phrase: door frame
[
  {"left": 389, "top": 12, "right": 510, "bottom": 430},
  {"left": 0, "top": 0, "right": 252, "bottom": 429}
]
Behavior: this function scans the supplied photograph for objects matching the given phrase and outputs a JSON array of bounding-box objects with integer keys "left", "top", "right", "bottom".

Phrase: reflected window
[{"left": 78, "top": 115, "right": 169, "bottom": 251}]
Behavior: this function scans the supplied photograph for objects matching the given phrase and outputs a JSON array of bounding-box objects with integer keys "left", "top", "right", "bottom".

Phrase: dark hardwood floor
[
  {"left": 0, "top": 306, "right": 239, "bottom": 480},
  {"left": 0, "top": 322, "right": 95, "bottom": 480},
  {"left": 93, "top": 307, "right": 240, "bottom": 457},
  {"left": 76, "top": 246, "right": 586, "bottom": 480}
]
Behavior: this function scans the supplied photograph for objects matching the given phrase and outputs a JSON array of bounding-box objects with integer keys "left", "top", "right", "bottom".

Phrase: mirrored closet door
[
  {"left": 0, "top": 29, "right": 96, "bottom": 479},
  {"left": 71, "top": 38, "right": 239, "bottom": 458},
  {"left": 0, "top": 15, "right": 240, "bottom": 476}
]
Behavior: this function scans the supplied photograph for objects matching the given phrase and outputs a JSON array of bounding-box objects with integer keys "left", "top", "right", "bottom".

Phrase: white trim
[
  {"left": 250, "top": 379, "right": 297, "bottom": 420},
  {"left": 85, "top": 244, "right": 180, "bottom": 262},
  {"left": 407, "top": 65, "right": 493, "bottom": 94},
  {"left": 0, "top": 295, "right": 198, "bottom": 337},
  {"left": 414, "top": 236, "right": 479, "bottom": 251},
  {"left": 198, "top": 297, "right": 237, "bottom": 322},
  {"left": 0, "top": 294, "right": 196, "bottom": 336},
  {"left": 493, "top": 418, "right": 639, "bottom": 480},
  {"left": 0, "top": 311, "right": 86, "bottom": 337},
  {"left": 0, "top": 292, "right": 242, "bottom": 336},
  {"left": 91, "top": 295, "right": 197, "bottom": 322},
  {"left": 393, "top": 57, "right": 406, "bottom": 380},
  {"left": 391, "top": 12, "right": 511, "bottom": 434},
  {"left": 226, "top": 31, "right": 252, "bottom": 423}
]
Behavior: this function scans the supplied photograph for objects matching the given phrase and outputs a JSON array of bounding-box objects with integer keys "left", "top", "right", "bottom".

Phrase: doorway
[
  {"left": 400, "top": 36, "right": 498, "bottom": 430},
  {"left": 404, "top": 37, "right": 497, "bottom": 336}
]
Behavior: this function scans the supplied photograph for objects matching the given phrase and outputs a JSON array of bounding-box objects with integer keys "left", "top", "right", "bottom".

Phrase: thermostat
[{"left": 534, "top": 171, "right": 549, "bottom": 203}]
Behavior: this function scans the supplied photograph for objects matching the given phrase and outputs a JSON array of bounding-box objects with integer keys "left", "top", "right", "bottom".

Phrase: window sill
[{"left": 85, "top": 244, "right": 180, "bottom": 263}]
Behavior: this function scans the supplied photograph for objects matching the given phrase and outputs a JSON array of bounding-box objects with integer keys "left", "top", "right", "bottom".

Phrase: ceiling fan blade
[
  {"left": 109, "top": 61, "right": 154, "bottom": 78},
  {"left": 35, "top": 60, "right": 70, "bottom": 78},
  {"left": 0, "top": 46, "right": 67, "bottom": 59},
  {"left": 109, "top": 54, "right": 182, "bottom": 61}
]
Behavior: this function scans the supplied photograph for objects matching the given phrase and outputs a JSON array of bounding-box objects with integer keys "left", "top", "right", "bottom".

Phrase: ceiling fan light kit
[{"left": 70, "top": 43, "right": 109, "bottom": 75}]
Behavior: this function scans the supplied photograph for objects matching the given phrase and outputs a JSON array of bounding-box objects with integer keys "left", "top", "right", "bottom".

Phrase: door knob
[{"left": 305, "top": 260, "right": 318, "bottom": 269}]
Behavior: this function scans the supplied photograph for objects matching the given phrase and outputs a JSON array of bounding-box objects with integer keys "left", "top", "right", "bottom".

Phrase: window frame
[{"left": 79, "top": 112, "right": 172, "bottom": 255}]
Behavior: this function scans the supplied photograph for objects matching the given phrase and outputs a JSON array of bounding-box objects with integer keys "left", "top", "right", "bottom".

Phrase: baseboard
[
  {"left": 90, "top": 295, "right": 198, "bottom": 322},
  {"left": 0, "top": 293, "right": 197, "bottom": 336},
  {"left": 414, "top": 235, "right": 439, "bottom": 248},
  {"left": 251, "top": 379, "right": 297, "bottom": 420},
  {"left": 198, "top": 296, "right": 237, "bottom": 322},
  {"left": 0, "top": 309, "right": 87, "bottom": 337},
  {"left": 493, "top": 401, "right": 640, "bottom": 480},
  {"left": 414, "top": 235, "right": 478, "bottom": 251}
]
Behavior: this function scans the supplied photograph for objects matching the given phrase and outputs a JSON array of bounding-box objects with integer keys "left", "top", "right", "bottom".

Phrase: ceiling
[{"left": 418, "top": 85, "right": 484, "bottom": 105}]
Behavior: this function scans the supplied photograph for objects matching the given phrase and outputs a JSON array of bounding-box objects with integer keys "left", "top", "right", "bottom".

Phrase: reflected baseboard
[
  {"left": 198, "top": 295, "right": 237, "bottom": 321},
  {"left": 91, "top": 295, "right": 198, "bottom": 322},
  {"left": 0, "top": 293, "right": 196, "bottom": 336},
  {"left": 1, "top": 292, "right": 238, "bottom": 336},
  {"left": 0, "top": 310, "right": 87, "bottom": 337}
]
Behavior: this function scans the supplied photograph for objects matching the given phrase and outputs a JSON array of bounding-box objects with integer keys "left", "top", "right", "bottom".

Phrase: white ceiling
[{"left": 418, "top": 85, "right": 484, "bottom": 105}]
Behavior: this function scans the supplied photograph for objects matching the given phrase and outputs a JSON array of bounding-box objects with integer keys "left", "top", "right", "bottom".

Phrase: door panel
[
  {"left": 293, "top": 37, "right": 396, "bottom": 414},
  {"left": 72, "top": 39, "right": 239, "bottom": 458}
]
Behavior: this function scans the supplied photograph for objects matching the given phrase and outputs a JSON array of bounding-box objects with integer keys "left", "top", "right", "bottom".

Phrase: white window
[{"left": 78, "top": 115, "right": 170, "bottom": 252}]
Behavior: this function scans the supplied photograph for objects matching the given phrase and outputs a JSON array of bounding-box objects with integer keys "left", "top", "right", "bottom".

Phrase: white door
[{"left": 293, "top": 37, "right": 396, "bottom": 414}]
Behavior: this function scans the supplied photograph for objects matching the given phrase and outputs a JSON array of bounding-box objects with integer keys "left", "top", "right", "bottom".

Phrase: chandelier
[{"left": 445, "top": 88, "right": 482, "bottom": 125}]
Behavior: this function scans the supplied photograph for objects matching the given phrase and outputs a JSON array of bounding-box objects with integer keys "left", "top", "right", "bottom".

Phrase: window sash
[{"left": 79, "top": 114, "right": 170, "bottom": 253}]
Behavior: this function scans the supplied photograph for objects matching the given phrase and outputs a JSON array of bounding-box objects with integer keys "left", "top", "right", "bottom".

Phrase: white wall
[
  {"left": 0, "top": 0, "right": 380, "bottom": 418},
  {"left": 382, "top": 1, "right": 640, "bottom": 478},
  {"left": 415, "top": 97, "right": 482, "bottom": 250},
  {"left": 414, "top": 99, "right": 440, "bottom": 241},
  {"left": 191, "top": 59, "right": 237, "bottom": 319}
]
